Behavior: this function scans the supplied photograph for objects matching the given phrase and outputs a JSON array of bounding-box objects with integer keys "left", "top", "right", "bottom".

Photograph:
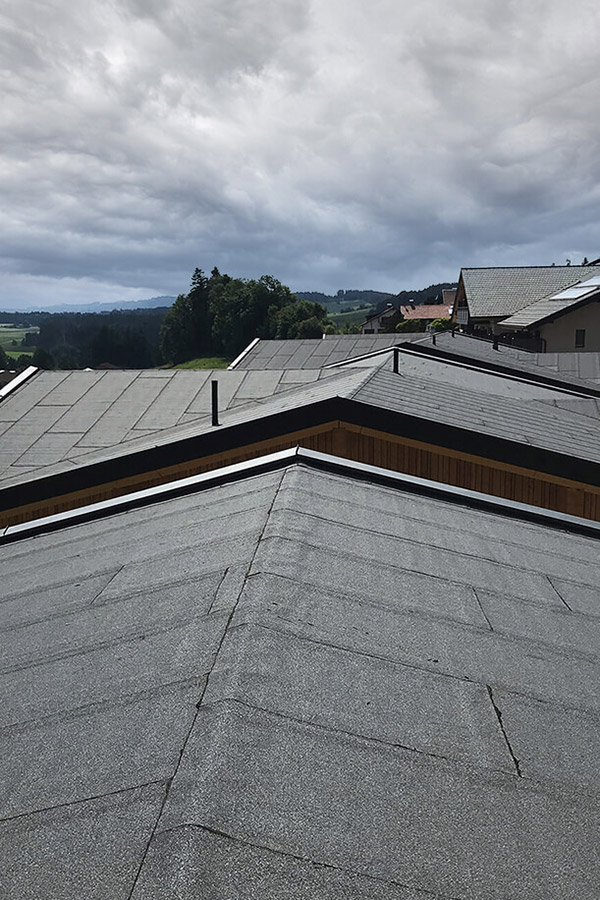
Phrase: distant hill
[
  {"left": 295, "top": 290, "right": 394, "bottom": 309},
  {"left": 0, "top": 296, "right": 176, "bottom": 314},
  {"left": 294, "top": 284, "right": 457, "bottom": 315}
]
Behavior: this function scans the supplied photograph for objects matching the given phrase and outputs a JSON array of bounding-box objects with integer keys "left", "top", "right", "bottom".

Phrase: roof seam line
[
  {"left": 151, "top": 820, "right": 463, "bottom": 900},
  {"left": 0, "top": 777, "right": 168, "bottom": 826},
  {"left": 125, "top": 469, "right": 287, "bottom": 898}
]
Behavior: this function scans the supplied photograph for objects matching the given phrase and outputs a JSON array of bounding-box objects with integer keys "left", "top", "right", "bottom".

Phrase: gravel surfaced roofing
[{"left": 1, "top": 457, "right": 599, "bottom": 898}]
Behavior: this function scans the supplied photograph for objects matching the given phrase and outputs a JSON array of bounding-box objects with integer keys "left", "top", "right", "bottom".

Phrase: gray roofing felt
[
  {"left": 230, "top": 334, "right": 426, "bottom": 369},
  {"left": 387, "top": 348, "right": 600, "bottom": 407},
  {"left": 353, "top": 367, "right": 600, "bottom": 462},
  {"left": 1, "top": 458, "right": 599, "bottom": 898},
  {"left": 0, "top": 367, "right": 338, "bottom": 482},
  {"left": 418, "top": 332, "right": 600, "bottom": 388},
  {"left": 3, "top": 358, "right": 600, "bottom": 496},
  {"left": 462, "top": 265, "right": 600, "bottom": 318}
]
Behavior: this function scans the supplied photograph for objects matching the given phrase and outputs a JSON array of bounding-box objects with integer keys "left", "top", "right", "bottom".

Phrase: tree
[
  {"left": 0, "top": 344, "right": 7, "bottom": 368},
  {"left": 210, "top": 275, "right": 297, "bottom": 357},
  {"left": 32, "top": 347, "right": 55, "bottom": 369},
  {"left": 271, "top": 300, "right": 330, "bottom": 339},
  {"left": 429, "top": 317, "right": 452, "bottom": 332},
  {"left": 159, "top": 268, "right": 215, "bottom": 364}
]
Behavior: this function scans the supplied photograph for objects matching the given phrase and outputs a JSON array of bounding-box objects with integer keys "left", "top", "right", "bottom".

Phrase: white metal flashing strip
[
  {"left": 0, "top": 365, "right": 38, "bottom": 401},
  {"left": 323, "top": 346, "right": 400, "bottom": 368},
  {"left": 228, "top": 337, "right": 260, "bottom": 370},
  {"left": 2, "top": 445, "right": 600, "bottom": 544}
]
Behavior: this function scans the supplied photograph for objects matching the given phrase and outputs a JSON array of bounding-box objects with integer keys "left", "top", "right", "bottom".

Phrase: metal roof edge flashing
[
  {"left": 227, "top": 337, "right": 260, "bottom": 369},
  {"left": 323, "top": 346, "right": 401, "bottom": 368},
  {"left": 0, "top": 447, "right": 302, "bottom": 544},
  {"left": 0, "top": 365, "right": 38, "bottom": 401},
  {"left": 3, "top": 445, "right": 600, "bottom": 544},
  {"left": 295, "top": 448, "right": 600, "bottom": 539}
]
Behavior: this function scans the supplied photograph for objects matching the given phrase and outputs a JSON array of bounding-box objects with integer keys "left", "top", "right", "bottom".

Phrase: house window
[{"left": 575, "top": 329, "right": 586, "bottom": 349}]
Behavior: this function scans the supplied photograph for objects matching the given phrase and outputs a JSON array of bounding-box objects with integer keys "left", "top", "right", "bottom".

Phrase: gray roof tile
[{"left": 462, "top": 265, "right": 600, "bottom": 318}]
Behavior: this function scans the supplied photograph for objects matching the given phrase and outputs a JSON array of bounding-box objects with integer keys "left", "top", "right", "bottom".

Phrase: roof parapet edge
[
  {"left": 2, "top": 445, "right": 600, "bottom": 545},
  {"left": 227, "top": 337, "right": 260, "bottom": 370},
  {"left": 0, "top": 365, "right": 38, "bottom": 401}
]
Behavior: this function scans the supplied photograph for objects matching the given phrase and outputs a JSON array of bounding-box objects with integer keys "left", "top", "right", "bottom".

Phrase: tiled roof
[
  {"left": 462, "top": 265, "right": 600, "bottom": 318},
  {"left": 500, "top": 276, "right": 600, "bottom": 329},
  {"left": 1, "top": 454, "right": 599, "bottom": 898},
  {"left": 400, "top": 304, "right": 452, "bottom": 320}
]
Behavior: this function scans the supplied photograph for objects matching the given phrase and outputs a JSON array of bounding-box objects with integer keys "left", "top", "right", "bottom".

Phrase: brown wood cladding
[{"left": 3, "top": 420, "right": 600, "bottom": 525}]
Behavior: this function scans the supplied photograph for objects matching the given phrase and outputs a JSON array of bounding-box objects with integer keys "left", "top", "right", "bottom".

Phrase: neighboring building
[
  {"left": 399, "top": 302, "right": 453, "bottom": 323},
  {"left": 453, "top": 265, "right": 600, "bottom": 335},
  {"left": 360, "top": 302, "right": 401, "bottom": 333},
  {"left": 499, "top": 274, "right": 600, "bottom": 351},
  {"left": 441, "top": 287, "right": 457, "bottom": 307}
]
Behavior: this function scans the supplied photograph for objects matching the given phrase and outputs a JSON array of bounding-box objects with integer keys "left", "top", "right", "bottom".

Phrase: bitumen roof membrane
[{"left": 1, "top": 455, "right": 599, "bottom": 898}]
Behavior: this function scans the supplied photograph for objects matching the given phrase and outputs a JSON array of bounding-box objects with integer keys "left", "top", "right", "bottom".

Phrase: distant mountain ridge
[
  {"left": 0, "top": 296, "right": 177, "bottom": 314},
  {"left": 1, "top": 283, "right": 456, "bottom": 315}
]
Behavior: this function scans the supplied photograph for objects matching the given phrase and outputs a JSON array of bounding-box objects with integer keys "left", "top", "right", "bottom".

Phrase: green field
[
  {"left": 0, "top": 326, "right": 39, "bottom": 358},
  {"left": 328, "top": 309, "right": 367, "bottom": 328},
  {"left": 172, "top": 357, "right": 231, "bottom": 370}
]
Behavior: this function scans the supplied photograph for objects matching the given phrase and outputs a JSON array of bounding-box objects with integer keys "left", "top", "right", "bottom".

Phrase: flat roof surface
[
  {"left": 422, "top": 332, "right": 600, "bottom": 387},
  {"left": 1, "top": 458, "right": 599, "bottom": 898}
]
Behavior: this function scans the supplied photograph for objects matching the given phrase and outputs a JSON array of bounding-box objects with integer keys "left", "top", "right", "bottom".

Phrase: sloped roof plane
[
  {"left": 461, "top": 265, "right": 600, "bottom": 319},
  {"left": 500, "top": 274, "right": 600, "bottom": 329},
  {"left": 1, "top": 451, "right": 599, "bottom": 898}
]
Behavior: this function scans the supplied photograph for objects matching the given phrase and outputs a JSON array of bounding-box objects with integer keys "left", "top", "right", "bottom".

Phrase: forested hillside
[{"left": 159, "top": 268, "right": 332, "bottom": 363}]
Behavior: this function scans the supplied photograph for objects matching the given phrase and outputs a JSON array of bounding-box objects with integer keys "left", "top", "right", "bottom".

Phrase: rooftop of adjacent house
[
  {"left": 461, "top": 265, "right": 600, "bottom": 319},
  {"left": 417, "top": 332, "right": 600, "bottom": 387},
  {"left": 1, "top": 450, "right": 599, "bottom": 899},
  {"left": 3, "top": 355, "right": 600, "bottom": 503},
  {"left": 0, "top": 366, "right": 343, "bottom": 482},
  {"left": 229, "top": 334, "right": 426, "bottom": 369},
  {"left": 500, "top": 275, "right": 600, "bottom": 330},
  {"left": 400, "top": 303, "right": 452, "bottom": 320}
]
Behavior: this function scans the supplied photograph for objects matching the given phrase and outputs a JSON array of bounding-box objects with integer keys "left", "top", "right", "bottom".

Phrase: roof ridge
[{"left": 345, "top": 365, "right": 384, "bottom": 400}]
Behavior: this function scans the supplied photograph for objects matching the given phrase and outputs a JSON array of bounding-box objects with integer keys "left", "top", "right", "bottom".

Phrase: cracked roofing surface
[{"left": 1, "top": 460, "right": 599, "bottom": 898}]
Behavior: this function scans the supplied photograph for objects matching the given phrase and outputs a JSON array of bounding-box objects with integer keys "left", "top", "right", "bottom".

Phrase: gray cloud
[{"left": 2, "top": 0, "right": 600, "bottom": 308}]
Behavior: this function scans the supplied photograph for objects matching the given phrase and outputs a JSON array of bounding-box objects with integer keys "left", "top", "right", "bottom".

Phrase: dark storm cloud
[{"left": 2, "top": 0, "right": 600, "bottom": 308}]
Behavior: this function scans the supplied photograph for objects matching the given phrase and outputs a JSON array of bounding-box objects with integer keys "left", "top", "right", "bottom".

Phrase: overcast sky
[{"left": 2, "top": 0, "right": 600, "bottom": 309}]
